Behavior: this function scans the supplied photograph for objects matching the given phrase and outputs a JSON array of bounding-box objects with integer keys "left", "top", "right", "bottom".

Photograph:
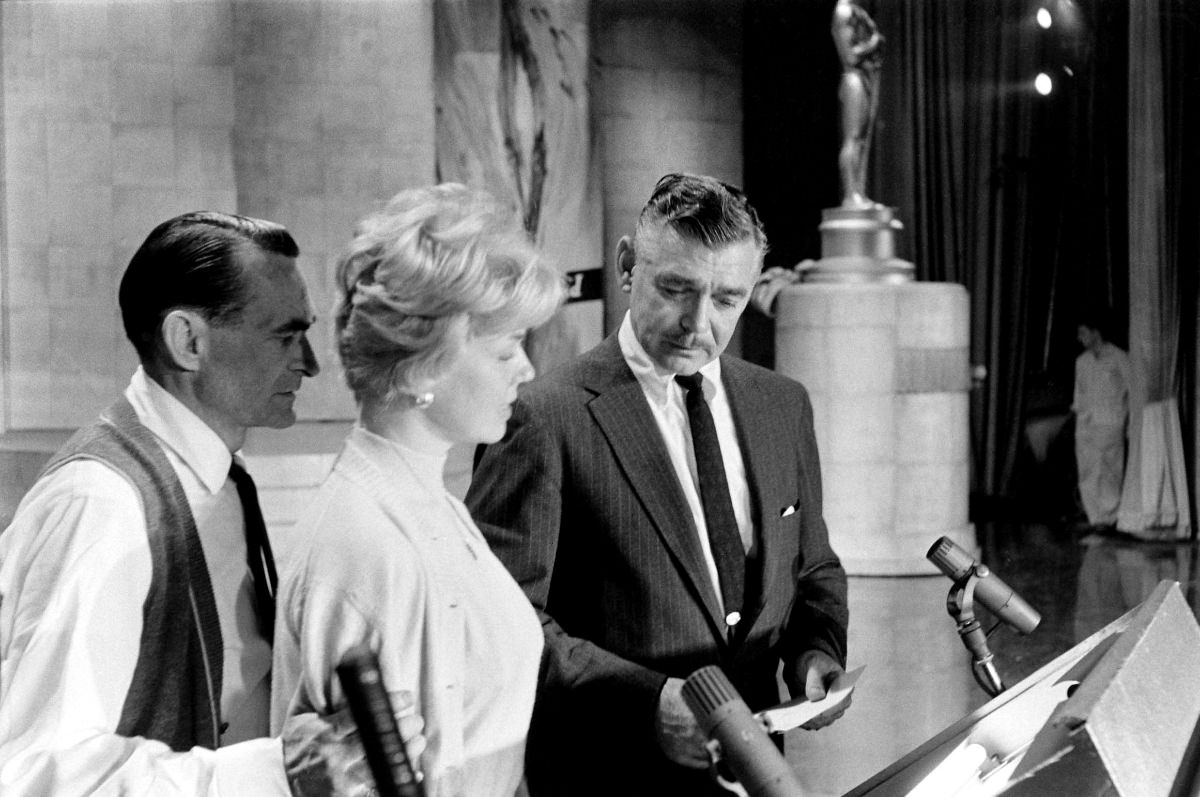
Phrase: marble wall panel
[
  {"left": 112, "top": 61, "right": 174, "bottom": 126},
  {"left": 46, "top": 58, "right": 111, "bottom": 123},
  {"left": 1, "top": 1, "right": 241, "bottom": 432}
]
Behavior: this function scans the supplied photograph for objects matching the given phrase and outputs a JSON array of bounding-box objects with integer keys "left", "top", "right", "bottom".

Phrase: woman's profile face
[{"left": 424, "top": 327, "right": 536, "bottom": 445}]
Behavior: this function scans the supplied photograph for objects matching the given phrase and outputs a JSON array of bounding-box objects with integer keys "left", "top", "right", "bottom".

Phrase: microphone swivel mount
[
  {"left": 946, "top": 569, "right": 1006, "bottom": 697},
  {"left": 926, "top": 537, "right": 1042, "bottom": 698}
]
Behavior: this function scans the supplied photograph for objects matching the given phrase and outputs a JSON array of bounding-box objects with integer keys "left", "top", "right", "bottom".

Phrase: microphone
[
  {"left": 926, "top": 537, "right": 1041, "bottom": 635},
  {"left": 682, "top": 666, "right": 804, "bottom": 797},
  {"left": 336, "top": 645, "right": 425, "bottom": 797}
]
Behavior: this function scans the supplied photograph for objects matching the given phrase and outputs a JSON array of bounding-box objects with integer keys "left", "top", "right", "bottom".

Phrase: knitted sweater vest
[{"left": 40, "top": 396, "right": 224, "bottom": 751}]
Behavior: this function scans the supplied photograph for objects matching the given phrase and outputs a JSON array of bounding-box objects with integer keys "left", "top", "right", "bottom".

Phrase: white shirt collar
[
  {"left": 124, "top": 366, "right": 234, "bottom": 495},
  {"left": 617, "top": 311, "right": 723, "bottom": 408}
]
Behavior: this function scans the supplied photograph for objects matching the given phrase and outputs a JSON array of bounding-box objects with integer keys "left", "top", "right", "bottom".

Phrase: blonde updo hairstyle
[{"left": 334, "top": 184, "right": 564, "bottom": 406}]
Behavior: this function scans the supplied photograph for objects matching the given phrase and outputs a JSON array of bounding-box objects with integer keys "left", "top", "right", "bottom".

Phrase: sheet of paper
[{"left": 755, "top": 665, "right": 865, "bottom": 734}]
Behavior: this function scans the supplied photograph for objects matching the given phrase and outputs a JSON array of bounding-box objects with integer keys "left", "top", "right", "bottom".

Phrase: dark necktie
[
  {"left": 675, "top": 372, "right": 745, "bottom": 628},
  {"left": 228, "top": 459, "right": 278, "bottom": 642}
]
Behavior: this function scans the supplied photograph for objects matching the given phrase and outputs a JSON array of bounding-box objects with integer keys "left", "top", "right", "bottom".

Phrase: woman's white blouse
[{"left": 271, "top": 426, "right": 544, "bottom": 797}]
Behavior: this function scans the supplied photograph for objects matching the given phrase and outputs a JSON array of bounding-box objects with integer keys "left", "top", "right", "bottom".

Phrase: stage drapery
[
  {"left": 1119, "top": 0, "right": 1196, "bottom": 537},
  {"left": 745, "top": 1, "right": 1196, "bottom": 519}
]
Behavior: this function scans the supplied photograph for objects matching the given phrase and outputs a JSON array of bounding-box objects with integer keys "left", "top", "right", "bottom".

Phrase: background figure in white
[
  {"left": 1073, "top": 316, "right": 1131, "bottom": 527},
  {"left": 832, "top": 0, "right": 885, "bottom": 208}
]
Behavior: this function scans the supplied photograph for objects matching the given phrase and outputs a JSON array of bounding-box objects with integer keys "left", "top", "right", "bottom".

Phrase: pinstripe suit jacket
[{"left": 466, "top": 334, "right": 848, "bottom": 795}]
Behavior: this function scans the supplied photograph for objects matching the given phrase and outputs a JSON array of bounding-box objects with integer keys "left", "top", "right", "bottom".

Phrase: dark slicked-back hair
[
  {"left": 635, "top": 172, "right": 768, "bottom": 256},
  {"left": 119, "top": 211, "right": 299, "bottom": 361},
  {"left": 1076, "top": 307, "right": 1117, "bottom": 342}
]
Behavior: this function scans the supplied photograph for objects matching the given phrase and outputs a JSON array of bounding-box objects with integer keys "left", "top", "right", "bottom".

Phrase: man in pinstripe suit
[{"left": 467, "top": 174, "right": 849, "bottom": 795}]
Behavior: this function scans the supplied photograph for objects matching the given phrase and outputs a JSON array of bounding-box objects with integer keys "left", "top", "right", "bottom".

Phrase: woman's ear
[{"left": 160, "top": 309, "right": 206, "bottom": 372}]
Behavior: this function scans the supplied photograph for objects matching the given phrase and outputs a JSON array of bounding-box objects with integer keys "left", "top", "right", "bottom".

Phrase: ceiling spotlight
[
  {"left": 1035, "top": 72, "right": 1053, "bottom": 95},
  {"left": 1036, "top": 7, "right": 1053, "bottom": 28}
]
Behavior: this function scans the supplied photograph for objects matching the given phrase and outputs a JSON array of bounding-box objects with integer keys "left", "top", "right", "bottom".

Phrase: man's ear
[
  {"left": 615, "top": 236, "right": 636, "bottom": 294},
  {"left": 160, "top": 309, "right": 206, "bottom": 372}
]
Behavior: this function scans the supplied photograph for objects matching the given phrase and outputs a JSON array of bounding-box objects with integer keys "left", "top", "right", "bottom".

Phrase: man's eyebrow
[
  {"left": 272, "top": 316, "right": 315, "bottom": 333},
  {"left": 656, "top": 272, "right": 697, "bottom": 287}
]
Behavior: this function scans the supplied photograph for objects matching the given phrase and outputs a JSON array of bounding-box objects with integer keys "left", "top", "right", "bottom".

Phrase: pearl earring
[{"left": 413, "top": 392, "right": 434, "bottom": 409}]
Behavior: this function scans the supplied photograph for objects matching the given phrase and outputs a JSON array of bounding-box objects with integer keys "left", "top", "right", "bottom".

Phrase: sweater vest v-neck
[{"left": 40, "top": 396, "right": 224, "bottom": 751}]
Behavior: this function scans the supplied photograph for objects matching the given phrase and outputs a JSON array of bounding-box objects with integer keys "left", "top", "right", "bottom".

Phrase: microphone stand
[{"left": 944, "top": 568, "right": 1006, "bottom": 697}]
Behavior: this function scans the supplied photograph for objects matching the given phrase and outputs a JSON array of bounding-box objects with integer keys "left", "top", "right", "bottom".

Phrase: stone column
[{"left": 775, "top": 281, "right": 976, "bottom": 575}]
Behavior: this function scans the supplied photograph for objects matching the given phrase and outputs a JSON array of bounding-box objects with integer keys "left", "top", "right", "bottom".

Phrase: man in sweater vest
[{"left": 0, "top": 212, "right": 421, "bottom": 795}]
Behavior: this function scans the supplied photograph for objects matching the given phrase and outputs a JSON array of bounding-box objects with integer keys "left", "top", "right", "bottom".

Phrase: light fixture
[
  {"left": 1036, "top": 7, "right": 1053, "bottom": 29},
  {"left": 1035, "top": 72, "right": 1053, "bottom": 95}
]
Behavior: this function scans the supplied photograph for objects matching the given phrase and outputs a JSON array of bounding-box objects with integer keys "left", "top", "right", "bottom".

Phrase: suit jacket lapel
[
  {"left": 583, "top": 339, "right": 727, "bottom": 633},
  {"left": 723, "top": 360, "right": 793, "bottom": 627}
]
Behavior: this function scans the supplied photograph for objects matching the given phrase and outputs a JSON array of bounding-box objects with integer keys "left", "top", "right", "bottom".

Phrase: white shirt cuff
[{"left": 213, "top": 737, "right": 288, "bottom": 797}]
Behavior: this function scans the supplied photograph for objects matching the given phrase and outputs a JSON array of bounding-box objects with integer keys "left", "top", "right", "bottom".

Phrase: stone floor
[{"left": 785, "top": 517, "right": 1200, "bottom": 796}]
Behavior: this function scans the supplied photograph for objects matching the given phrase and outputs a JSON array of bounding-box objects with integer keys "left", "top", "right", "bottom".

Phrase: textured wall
[
  {"left": 0, "top": 0, "right": 437, "bottom": 528},
  {"left": 0, "top": 0, "right": 437, "bottom": 432},
  {"left": 591, "top": 0, "right": 746, "bottom": 333},
  {"left": 0, "top": 0, "right": 752, "bottom": 520},
  {"left": 1, "top": 0, "right": 236, "bottom": 429},
  {"left": 228, "top": 0, "right": 437, "bottom": 420}
]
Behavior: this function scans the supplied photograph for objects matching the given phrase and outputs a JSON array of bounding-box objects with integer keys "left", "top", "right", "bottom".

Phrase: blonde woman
[{"left": 271, "top": 184, "right": 564, "bottom": 797}]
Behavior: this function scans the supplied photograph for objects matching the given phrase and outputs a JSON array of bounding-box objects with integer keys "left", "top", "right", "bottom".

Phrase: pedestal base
[
  {"left": 775, "top": 281, "right": 976, "bottom": 575},
  {"left": 801, "top": 205, "right": 916, "bottom": 284}
]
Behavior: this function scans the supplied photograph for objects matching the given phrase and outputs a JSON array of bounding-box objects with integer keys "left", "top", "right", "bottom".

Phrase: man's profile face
[
  {"left": 625, "top": 224, "right": 761, "bottom": 375},
  {"left": 196, "top": 245, "right": 319, "bottom": 434}
]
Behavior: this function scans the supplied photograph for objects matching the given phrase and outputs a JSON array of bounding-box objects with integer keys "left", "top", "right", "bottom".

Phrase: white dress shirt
[
  {"left": 617, "top": 313, "right": 755, "bottom": 615},
  {"left": 0, "top": 367, "right": 286, "bottom": 796},
  {"left": 1074, "top": 342, "right": 1131, "bottom": 427}
]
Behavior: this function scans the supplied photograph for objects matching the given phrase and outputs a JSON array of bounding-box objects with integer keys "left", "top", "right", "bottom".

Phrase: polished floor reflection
[{"left": 786, "top": 519, "right": 1200, "bottom": 796}]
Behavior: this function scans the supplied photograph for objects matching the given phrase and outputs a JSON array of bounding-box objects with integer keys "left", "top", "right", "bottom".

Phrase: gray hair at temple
[
  {"left": 334, "top": 183, "right": 565, "bottom": 405},
  {"left": 634, "top": 172, "right": 769, "bottom": 260}
]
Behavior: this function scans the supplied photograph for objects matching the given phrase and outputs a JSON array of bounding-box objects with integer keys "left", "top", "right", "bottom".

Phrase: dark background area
[{"left": 739, "top": 0, "right": 1199, "bottom": 519}]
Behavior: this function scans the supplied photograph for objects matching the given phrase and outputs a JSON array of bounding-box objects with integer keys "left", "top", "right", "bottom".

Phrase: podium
[{"left": 845, "top": 580, "right": 1200, "bottom": 796}]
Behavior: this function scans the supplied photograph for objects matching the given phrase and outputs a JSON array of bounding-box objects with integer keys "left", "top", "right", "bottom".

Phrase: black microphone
[
  {"left": 926, "top": 536, "right": 1041, "bottom": 635},
  {"left": 336, "top": 645, "right": 425, "bottom": 797},
  {"left": 682, "top": 666, "right": 804, "bottom": 797}
]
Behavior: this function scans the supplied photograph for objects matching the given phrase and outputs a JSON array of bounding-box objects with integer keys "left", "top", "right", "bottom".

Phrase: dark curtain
[
  {"left": 881, "top": 0, "right": 1131, "bottom": 502},
  {"left": 1161, "top": 1, "right": 1200, "bottom": 528},
  {"left": 741, "top": 0, "right": 842, "bottom": 369},
  {"left": 743, "top": 1, "right": 1200, "bottom": 505}
]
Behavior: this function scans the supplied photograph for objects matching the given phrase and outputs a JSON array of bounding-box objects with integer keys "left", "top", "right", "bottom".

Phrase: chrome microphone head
[
  {"left": 926, "top": 536, "right": 976, "bottom": 581},
  {"left": 926, "top": 536, "right": 1041, "bottom": 635}
]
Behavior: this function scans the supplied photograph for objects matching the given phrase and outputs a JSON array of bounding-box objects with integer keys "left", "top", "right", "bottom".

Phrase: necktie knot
[
  {"left": 675, "top": 372, "right": 705, "bottom": 395},
  {"left": 228, "top": 459, "right": 251, "bottom": 489}
]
